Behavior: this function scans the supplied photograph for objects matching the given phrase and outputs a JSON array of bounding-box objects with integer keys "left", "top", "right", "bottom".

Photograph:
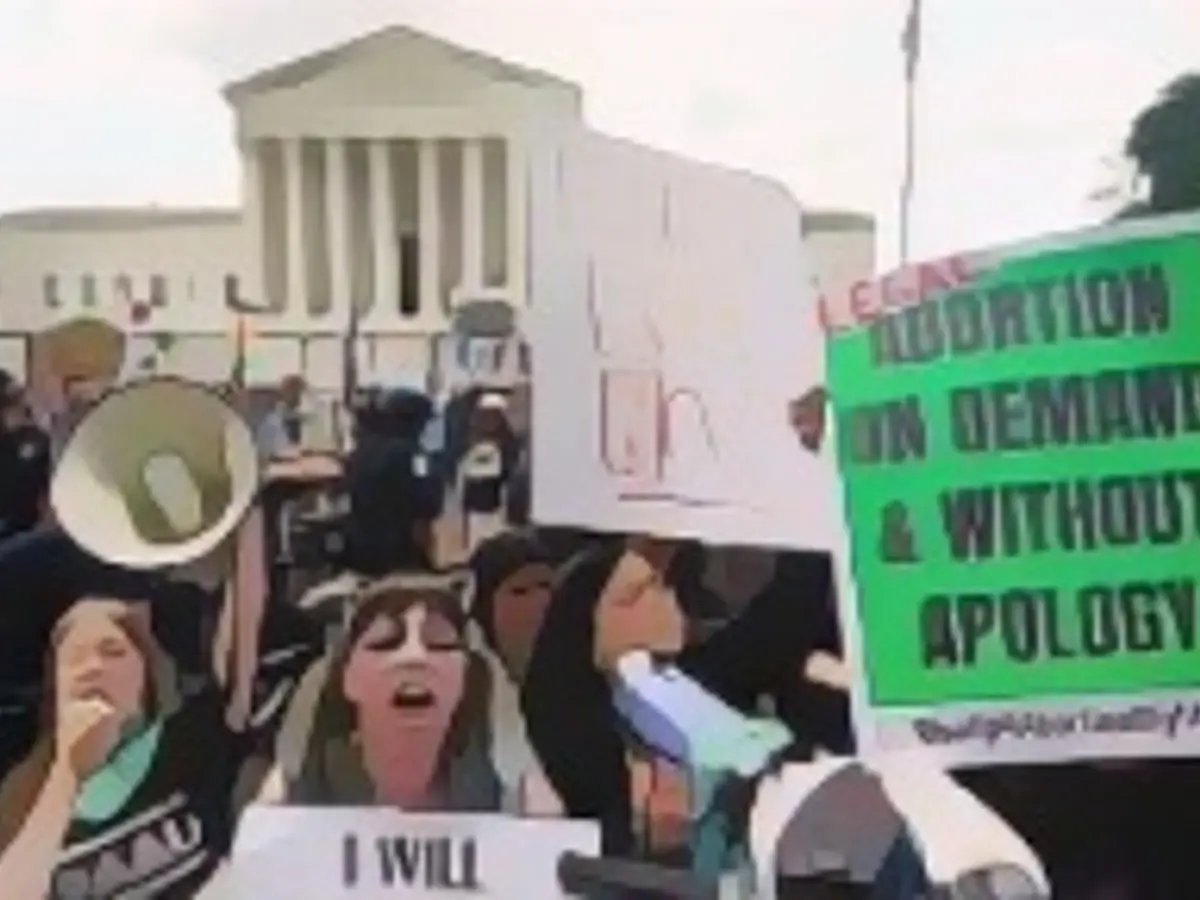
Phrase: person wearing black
[
  {"left": 456, "top": 393, "right": 517, "bottom": 554},
  {"left": 520, "top": 538, "right": 850, "bottom": 858},
  {"left": 342, "top": 389, "right": 443, "bottom": 576},
  {"left": 0, "top": 509, "right": 320, "bottom": 899},
  {"left": 504, "top": 437, "right": 531, "bottom": 526},
  {"left": 0, "top": 386, "right": 51, "bottom": 542}
]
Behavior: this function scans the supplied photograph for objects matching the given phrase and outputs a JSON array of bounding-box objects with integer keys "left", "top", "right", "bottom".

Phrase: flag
[
  {"left": 902, "top": 0, "right": 922, "bottom": 83},
  {"left": 899, "top": 0, "right": 923, "bottom": 263},
  {"left": 230, "top": 315, "right": 248, "bottom": 389}
]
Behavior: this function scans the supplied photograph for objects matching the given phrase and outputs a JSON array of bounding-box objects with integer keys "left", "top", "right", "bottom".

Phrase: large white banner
[{"left": 530, "top": 128, "right": 839, "bottom": 550}]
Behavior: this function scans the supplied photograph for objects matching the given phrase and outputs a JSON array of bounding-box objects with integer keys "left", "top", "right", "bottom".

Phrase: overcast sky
[{"left": 0, "top": 0, "right": 1196, "bottom": 266}]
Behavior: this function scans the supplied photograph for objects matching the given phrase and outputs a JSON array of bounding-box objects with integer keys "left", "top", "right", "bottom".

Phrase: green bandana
[{"left": 72, "top": 719, "right": 164, "bottom": 823}]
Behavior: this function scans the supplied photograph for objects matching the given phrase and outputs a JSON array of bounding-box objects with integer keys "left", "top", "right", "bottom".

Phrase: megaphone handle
[{"left": 557, "top": 851, "right": 718, "bottom": 900}]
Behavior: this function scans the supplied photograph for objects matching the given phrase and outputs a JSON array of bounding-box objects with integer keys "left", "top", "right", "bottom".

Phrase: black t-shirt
[
  {"left": 41, "top": 635, "right": 316, "bottom": 899},
  {"left": 344, "top": 436, "right": 441, "bottom": 575},
  {"left": 460, "top": 440, "right": 508, "bottom": 514},
  {"left": 48, "top": 688, "right": 247, "bottom": 900},
  {"left": 0, "top": 424, "right": 50, "bottom": 539},
  {"left": 505, "top": 442, "right": 531, "bottom": 525}
]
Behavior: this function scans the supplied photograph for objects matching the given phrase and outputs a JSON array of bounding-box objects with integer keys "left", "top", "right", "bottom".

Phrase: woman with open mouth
[{"left": 279, "top": 572, "right": 501, "bottom": 811}]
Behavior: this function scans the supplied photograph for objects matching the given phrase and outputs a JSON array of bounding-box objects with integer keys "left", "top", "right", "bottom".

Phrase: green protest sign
[{"left": 828, "top": 214, "right": 1200, "bottom": 762}]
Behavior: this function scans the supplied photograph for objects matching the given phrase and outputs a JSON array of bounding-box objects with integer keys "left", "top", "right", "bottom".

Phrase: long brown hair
[
  {"left": 291, "top": 574, "right": 499, "bottom": 808},
  {"left": 0, "top": 600, "right": 177, "bottom": 851}
]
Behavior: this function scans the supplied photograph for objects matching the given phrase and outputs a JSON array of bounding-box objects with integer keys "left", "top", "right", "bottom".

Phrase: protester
[
  {"left": 520, "top": 537, "right": 845, "bottom": 864},
  {"left": 33, "top": 318, "right": 126, "bottom": 463},
  {"left": 519, "top": 538, "right": 711, "bottom": 859},
  {"left": 0, "top": 384, "right": 51, "bottom": 542},
  {"left": 277, "top": 572, "right": 501, "bottom": 811},
  {"left": 342, "top": 389, "right": 442, "bottom": 575},
  {"left": 0, "top": 509, "right": 315, "bottom": 899},
  {"left": 0, "top": 528, "right": 211, "bottom": 782},
  {"left": 470, "top": 530, "right": 556, "bottom": 682},
  {"left": 456, "top": 392, "right": 518, "bottom": 555},
  {"left": 256, "top": 374, "right": 310, "bottom": 459},
  {"left": 505, "top": 436, "right": 532, "bottom": 526},
  {"left": 467, "top": 530, "right": 561, "bottom": 813}
]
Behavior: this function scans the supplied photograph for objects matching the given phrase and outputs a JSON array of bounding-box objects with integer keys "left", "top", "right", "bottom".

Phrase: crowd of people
[{"left": 0, "top": 322, "right": 1199, "bottom": 899}]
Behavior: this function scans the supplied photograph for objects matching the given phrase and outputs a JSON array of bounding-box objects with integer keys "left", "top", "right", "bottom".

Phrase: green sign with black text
[{"left": 829, "top": 217, "right": 1200, "bottom": 728}]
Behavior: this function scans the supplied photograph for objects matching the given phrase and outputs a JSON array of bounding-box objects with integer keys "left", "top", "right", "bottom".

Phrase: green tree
[{"left": 1119, "top": 73, "right": 1200, "bottom": 217}]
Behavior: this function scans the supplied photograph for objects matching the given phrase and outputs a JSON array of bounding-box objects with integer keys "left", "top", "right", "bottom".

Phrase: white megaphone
[
  {"left": 50, "top": 376, "right": 261, "bottom": 580},
  {"left": 748, "top": 759, "right": 1049, "bottom": 899}
]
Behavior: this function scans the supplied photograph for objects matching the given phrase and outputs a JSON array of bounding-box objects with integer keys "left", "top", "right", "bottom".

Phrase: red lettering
[
  {"left": 827, "top": 254, "right": 981, "bottom": 335},
  {"left": 944, "top": 255, "right": 971, "bottom": 284},
  {"left": 880, "top": 270, "right": 914, "bottom": 310},
  {"left": 917, "top": 263, "right": 948, "bottom": 297}
]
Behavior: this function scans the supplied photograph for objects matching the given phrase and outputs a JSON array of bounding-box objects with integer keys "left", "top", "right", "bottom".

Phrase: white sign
[
  {"left": 216, "top": 808, "right": 599, "bottom": 899},
  {"left": 529, "top": 128, "right": 839, "bottom": 549}
]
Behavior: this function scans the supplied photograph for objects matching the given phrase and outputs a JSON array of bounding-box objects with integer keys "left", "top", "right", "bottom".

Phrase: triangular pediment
[{"left": 224, "top": 26, "right": 579, "bottom": 108}]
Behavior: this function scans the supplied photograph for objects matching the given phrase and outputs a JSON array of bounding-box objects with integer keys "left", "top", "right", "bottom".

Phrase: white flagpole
[{"left": 900, "top": 0, "right": 922, "bottom": 264}]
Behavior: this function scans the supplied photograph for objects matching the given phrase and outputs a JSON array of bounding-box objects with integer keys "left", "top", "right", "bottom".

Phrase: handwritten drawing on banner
[
  {"left": 529, "top": 128, "right": 841, "bottom": 550},
  {"left": 215, "top": 808, "right": 599, "bottom": 899},
  {"left": 828, "top": 212, "right": 1200, "bottom": 766}
]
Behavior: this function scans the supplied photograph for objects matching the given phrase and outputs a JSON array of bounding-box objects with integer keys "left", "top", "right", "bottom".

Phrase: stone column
[
  {"left": 460, "top": 137, "right": 485, "bottom": 291},
  {"left": 417, "top": 138, "right": 444, "bottom": 328},
  {"left": 367, "top": 139, "right": 399, "bottom": 326},
  {"left": 282, "top": 137, "right": 307, "bottom": 318},
  {"left": 324, "top": 138, "right": 352, "bottom": 322},
  {"left": 506, "top": 136, "right": 527, "bottom": 303},
  {"left": 240, "top": 139, "right": 268, "bottom": 311}
]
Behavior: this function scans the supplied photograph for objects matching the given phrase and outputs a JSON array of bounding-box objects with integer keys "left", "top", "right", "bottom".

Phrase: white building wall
[
  {"left": 0, "top": 211, "right": 249, "bottom": 334},
  {"left": 0, "top": 31, "right": 876, "bottom": 396},
  {"left": 0, "top": 205, "right": 876, "bottom": 389}
]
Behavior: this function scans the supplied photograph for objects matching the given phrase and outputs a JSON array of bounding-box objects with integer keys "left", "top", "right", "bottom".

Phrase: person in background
[
  {"left": 0, "top": 384, "right": 51, "bottom": 542},
  {"left": 0, "top": 369, "right": 15, "bottom": 404},
  {"left": 256, "top": 374, "right": 309, "bottom": 459},
  {"left": 50, "top": 375, "right": 105, "bottom": 462},
  {"left": 440, "top": 387, "right": 477, "bottom": 488},
  {"left": 502, "top": 385, "right": 532, "bottom": 526},
  {"left": 32, "top": 318, "right": 126, "bottom": 463},
  {"left": 419, "top": 391, "right": 448, "bottom": 461},
  {"left": 505, "top": 434, "right": 531, "bottom": 527},
  {"left": 342, "top": 389, "right": 443, "bottom": 576},
  {"left": 457, "top": 392, "right": 517, "bottom": 555},
  {"left": 468, "top": 530, "right": 560, "bottom": 813}
]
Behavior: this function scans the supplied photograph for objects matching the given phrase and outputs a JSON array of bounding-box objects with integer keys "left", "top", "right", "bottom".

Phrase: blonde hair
[{"left": 0, "top": 600, "right": 178, "bottom": 851}]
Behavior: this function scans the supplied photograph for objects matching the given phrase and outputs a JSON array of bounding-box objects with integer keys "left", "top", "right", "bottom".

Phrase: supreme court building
[{"left": 0, "top": 26, "right": 875, "bottom": 393}]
